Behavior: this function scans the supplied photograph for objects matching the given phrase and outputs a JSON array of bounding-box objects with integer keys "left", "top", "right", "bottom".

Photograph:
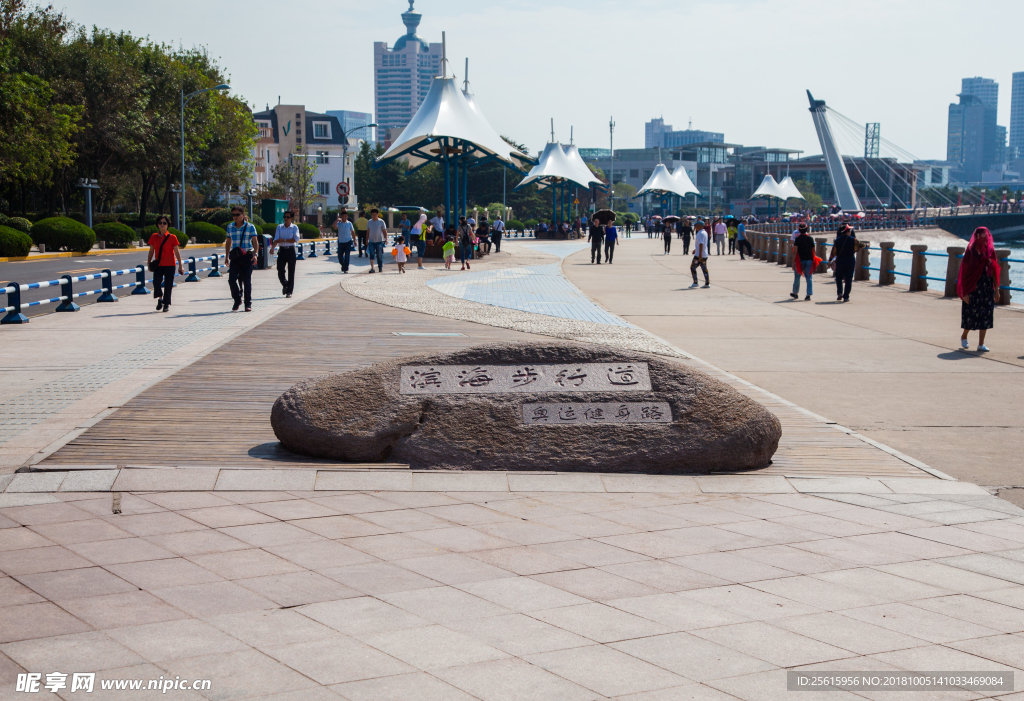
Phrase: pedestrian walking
[
  {"left": 681, "top": 219, "right": 692, "bottom": 255},
  {"left": 411, "top": 213, "right": 427, "bottom": 269},
  {"left": 689, "top": 220, "right": 710, "bottom": 288},
  {"left": 394, "top": 240, "right": 409, "bottom": 273},
  {"left": 663, "top": 220, "right": 672, "bottom": 254},
  {"left": 147, "top": 215, "right": 183, "bottom": 313},
  {"left": 443, "top": 237, "right": 456, "bottom": 269},
  {"left": 271, "top": 210, "right": 299, "bottom": 297},
  {"left": 458, "top": 216, "right": 474, "bottom": 270},
  {"left": 827, "top": 223, "right": 859, "bottom": 302},
  {"left": 727, "top": 220, "right": 737, "bottom": 255},
  {"left": 355, "top": 210, "right": 369, "bottom": 257},
  {"left": 588, "top": 217, "right": 605, "bottom": 264},
  {"left": 225, "top": 205, "right": 259, "bottom": 311},
  {"left": 958, "top": 226, "right": 1000, "bottom": 352},
  {"left": 790, "top": 223, "right": 816, "bottom": 300},
  {"left": 713, "top": 218, "right": 727, "bottom": 255},
  {"left": 491, "top": 215, "right": 504, "bottom": 252},
  {"left": 334, "top": 209, "right": 354, "bottom": 273},
  {"left": 365, "top": 208, "right": 387, "bottom": 273},
  {"left": 604, "top": 222, "right": 617, "bottom": 263},
  {"left": 737, "top": 219, "right": 751, "bottom": 259}
]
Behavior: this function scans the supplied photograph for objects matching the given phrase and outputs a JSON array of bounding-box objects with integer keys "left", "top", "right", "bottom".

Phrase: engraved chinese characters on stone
[
  {"left": 400, "top": 363, "right": 652, "bottom": 394},
  {"left": 522, "top": 402, "right": 672, "bottom": 425}
]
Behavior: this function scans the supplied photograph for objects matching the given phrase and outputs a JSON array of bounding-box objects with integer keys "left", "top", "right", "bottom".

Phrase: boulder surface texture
[{"left": 271, "top": 342, "right": 782, "bottom": 472}]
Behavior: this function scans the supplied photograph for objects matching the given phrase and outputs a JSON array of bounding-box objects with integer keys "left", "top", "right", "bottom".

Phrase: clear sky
[{"left": 57, "top": 0, "right": 1022, "bottom": 160}]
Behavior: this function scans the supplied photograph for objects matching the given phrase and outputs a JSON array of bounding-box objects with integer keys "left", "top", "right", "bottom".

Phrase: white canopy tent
[
  {"left": 777, "top": 176, "right": 806, "bottom": 201},
  {"left": 635, "top": 164, "right": 699, "bottom": 198},
  {"left": 517, "top": 142, "right": 594, "bottom": 191},
  {"left": 562, "top": 144, "right": 606, "bottom": 190},
  {"left": 670, "top": 166, "right": 700, "bottom": 197},
  {"left": 751, "top": 174, "right": 788, "bottom": 199},
  {"left": 378, "top": 76, "right": 528, "bottom": 169}
]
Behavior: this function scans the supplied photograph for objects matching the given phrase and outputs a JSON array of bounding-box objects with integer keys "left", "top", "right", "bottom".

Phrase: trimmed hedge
[
  {"left": 30, "top": 217, "right": 96, "bottom": 253},
  {"left": 523, "top": 219, "right": 538, "bottom": 229},
  {"left": 259, "top": 224, "right": 278, "bottom": 237},
  {"left": 5, "top": 216, "right": 31, "bottom": 233},
  {"left": 506, "top": 219, "right": 525, "bottom": 232},
  {"left": 196, "top": 208, "right": 264, "bottom": 227},
  {"left": 187, "top": 222, "right": 227, "bottom": 245},
  {"left": 139, "top": 225, "right": 188, "bottom": 249},
  {"left": 92, "top": 222, "right": 137, "bottom": 249},
  {"left": 297, "top": 223, "right": 320, "bottom": 239},
  {"left": 0, "top": 225, "right": 33, "bottom": 257}
]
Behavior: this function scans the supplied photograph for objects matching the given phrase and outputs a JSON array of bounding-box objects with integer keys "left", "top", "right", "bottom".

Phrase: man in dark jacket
[
  {"left": 790, "top": 223, "right": 816, "bottom": 300},
  {"left": 588, "top": 218, "right": 605, "bottom": 264},
  {"left": 828, "top": 223, "right": 859, "bottom": 302},
  {"left": 680, "top": 220, "right": 693, "bottom": 255}
]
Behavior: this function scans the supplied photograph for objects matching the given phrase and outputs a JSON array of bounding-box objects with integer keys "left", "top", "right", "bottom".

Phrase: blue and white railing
[{"left": 2, "top": 239, "right": 337, "bottom": 324}]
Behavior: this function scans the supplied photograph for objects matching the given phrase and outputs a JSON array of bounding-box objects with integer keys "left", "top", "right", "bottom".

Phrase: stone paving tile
[
  {"left": 263, "top": 539, "right": 379, "bottom": 570},
  {"left": 530, "top": 602, "right": 675, "bottom": 643},
  {"left": 317, "top": 561, "right": 437, "bottom": 595},
  {"left": 448, "top": 612, "right": 593, "bottom": 656},
  {"left": 715, "top": 518, "right": 829, "bottom": 545},
  {"left": 379, "top": 585, "right": 512, "bottom": 624},
  {"left": 297, "top": 597, "right": 430, "bottom": 637},
  {"left": 110, "top": 511, "right": 207, "bottom": 537},
  {"left": 431, "top": 657, "right": 601, "bottom": 701},
  {"left": 105, "top": 619, "right": 248, "bottom": 662},
  {"left": 841, "top": 602, "right": 1001, "bottom": 644},
  {"left": 360, "top": 624, "right": 509, "bottom": 670},
  {"left": 938, "top": 553, "right": 1024, "bottom": 585},
  {"left": 690, "top": 621, "right": 854, "bottom": 667},
  {"left": 188, "top": 549, "right": 304, "bottom": 580},
  {"left": 66, "top": 537, "right": 175, "bottom": 565},
  {"left": 162, "top": 649, "right": 320, "bottom": 701},
  {"left": 0, "top": 602, "right": 91, "bottom": 643},
  {"left": 6, "top": 472, "right": 66, "bottom": 493},
  {"left": 106, "top": 557, "right": 223, "bottom": 589},
  {"left": 532, "top": 513, "right": 639, "bottom": 538},
  {"left": 597, "top": 559, "right": 731, "bottom": 592},
  {"left": 354, "top": 507, "right": 457, "bottom": 532},
  {"left": 877, "top": 560, "right": 1015, "bottom": 593},
  {"left": 907, "top": 594, "right": 1024, "bottom": 634},
  {"left": 0, "top": 527, "right": 54, "bottom": 552},
  {"left": 0, "top": 501, "right": 94, "bottom": 526},
  {"left": 746, "top": 575, "right": 891, "bottom": 610},
  {"left": 331, "top": 671, "right": 477, "bottom": 701},
  {"left": 668, "top": 552, "right": 798, "bottom": 583},
  {"left": 214, "top": 469, "right": 317, "bottom": 492},
  {"left": 406, "top": 525, "right": 520, "bottom": 552},
  {"left": 474, "top": 519, "right": 580, "bottom": 546},
  {"left": 527, "top": 643, "right": 691, "bottom": 697},
  {"left": 770, "top": 611, "right": 928, "bottom": 655},
  {"left": 606, "top": 592, "right": 750, "bottom": 631},
  {"left": 947, "top": 633, "right": 1024, "bottom": 669},
  {"left": 0, "top": 576, "right": 45, "bottom": 607},
  {"left": 706, "top": 669, "right": 867, "bottom": 701},
  {"left": 217, "top": 522, "right": 326, "bottom": 548},
  {"left": 59, "top": 470, "right": 118, "bottom": 493},
  {"left": 177, "top": 505, "right": 277, "bottom": 528},
  {"left": 27, "top": 517, "right": 133, "bottom": 545},
  {"left": 137, "top": 492, "right": 233, "bottom": 510},
  {"left": 288, "top": 514, "right": 391, "bottom": 539},
  {"left": 584, "top": 507, "right": 696, "bottom": 532},
  {"left": 729, "top": 544, "right": 856, "bottom": 575},
  {"left": 16, "top": 566, "right": 136, "bottom": 601},
  {"left": 236, "top": 571, "right": 362, "bottom": 608},
  {"left": 789, "top": 536, "right": 913, "bottom": 566},
  {"left": 897, "top": 525, "right": 1024, "bottom": 552},
  {"left": 456, "top": 576, "right": 589, "bottom": 612},
  {"left": 531, "top": 567, "right": 662, "bottom": 601},
  {"left": 610, "top": 631, "right": 776, "bottom": 682},
  {"left": 112, "top": 468, "right": 219, "bottom": 492},
  {"left": 152, "top": 580, "right": 278, "bottom": 618},
  {"left": 206, "top": 609, "right": 339, "bottom": 652},
  {"left": 246, "top": 499, "right": 342, "bottom": 521},
  {"left": 392, "top": 553, "right": 518, "bottom": 585},
  {"left": 0, "top": 630, "right": 144, "bottom": 672},
  {"left": 144, "top": 529, "right": 251, "bottom": 557},
  {"left": 417, "top": 503, "right": 521, "bottom": 525},
  {"left": 466, "top": 544, "right": 581, "bottom": 575},
  {"left": 679, "top": 585, "right": 821, "bottom": 621},
  {"left": 0, "top": 544, "right": 95, "bottom": 578},
  {"left": 811, "top": 567, "right": 952, "bottom": 601},
  {"left": 58, "top": 590, "right": 189, "bottom": 629},
  {"left": 263, "top": 636, "right": 414, "bottom": 685},
  {"left": 533, "top": 538, "right": 651, "bottom": 566}
]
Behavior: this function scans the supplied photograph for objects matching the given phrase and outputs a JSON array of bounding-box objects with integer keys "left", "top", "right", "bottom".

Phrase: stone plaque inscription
[
  {"left": 401, "top": 363, "right": 652, "bottom": 395},
  {"left": 522, "top": 402, "right": 672, "bottom": 425}
]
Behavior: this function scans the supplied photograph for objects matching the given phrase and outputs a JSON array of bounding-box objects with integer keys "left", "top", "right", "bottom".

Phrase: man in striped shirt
[{"left": 225, "top": 206, "right": 259, "bottom": 311}]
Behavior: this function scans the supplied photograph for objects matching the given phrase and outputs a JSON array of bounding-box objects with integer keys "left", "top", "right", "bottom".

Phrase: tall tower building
[
  {"left": 1010, "top": 72, "right": 1024, "bottom": 160},
  {"left": 961, "top": 76, "right": 999, "bottom": 110},
  {"left": 645, "top": 118, "right": 672, "bottom": 149},
  {"left": 373, "top": 1, "right": 443, "bottom": 142}
]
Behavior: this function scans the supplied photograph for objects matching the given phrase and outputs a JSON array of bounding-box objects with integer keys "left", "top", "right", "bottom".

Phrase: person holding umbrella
[
  {"left": 663, "top": 216, "right": 680, "bottom": 254},
  {"left": 588, "top": 217, "right": 605, "bottom": 264}
]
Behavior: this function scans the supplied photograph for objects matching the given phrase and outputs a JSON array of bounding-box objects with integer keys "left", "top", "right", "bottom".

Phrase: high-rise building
[
  {"left": 947, "top": 93, "right": 997, "bottom": 182},
  {"left": 961, "top": 76, "right": 999, "bottom": 110},
  {"left": 326, "top": 110, "right": 374, "bottom": 140},
  {"left": 1010, "top": 72, "right": 1024, "bottom": 160},
  {"left": 644, "top": 118, "right": 724, "bottom": 149},
  {"left": 373, "top": 1, "right": 443, "bottom": 142}
]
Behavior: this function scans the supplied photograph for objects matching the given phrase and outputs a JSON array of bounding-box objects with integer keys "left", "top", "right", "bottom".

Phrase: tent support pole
[
  {"left": 453, "top": 146, "right": 460, "bottom": 224},
  {"left": 462, "top": 157, "right": 468, "bottom": 221},
  {"left": 443, "top": 142, "right": 450, "bottom": 228}
]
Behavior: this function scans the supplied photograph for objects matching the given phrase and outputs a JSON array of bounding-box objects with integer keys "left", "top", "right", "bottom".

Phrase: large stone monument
[{"left": 271, "top": 342, "right": 781, "bottom": 472}]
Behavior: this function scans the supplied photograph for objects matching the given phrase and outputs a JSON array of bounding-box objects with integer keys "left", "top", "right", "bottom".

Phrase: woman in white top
[{"left": 411, "top": 214, "right": 427, "bottom": 269}]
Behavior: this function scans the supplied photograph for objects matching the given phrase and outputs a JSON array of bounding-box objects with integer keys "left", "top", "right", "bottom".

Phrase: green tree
[
  {"left": 793, "top": 179, "right": 822, "bottom": 210},
  {"left": 268, "top": 150, "right": 318, "bottom": 216}
]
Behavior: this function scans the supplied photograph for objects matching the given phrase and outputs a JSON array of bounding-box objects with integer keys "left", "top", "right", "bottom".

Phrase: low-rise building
[{"left": 252, "top": 104, "right": 362, "bottom": 216}]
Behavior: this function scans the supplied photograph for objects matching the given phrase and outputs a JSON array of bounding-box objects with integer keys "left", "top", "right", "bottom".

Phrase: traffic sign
[
  {"left": 336, "top": 181, "right": 350, "bottom": 196},
  {"left": 337, "top": 195, "right": 348, "bottom": 205},
  {"left": 573, "top": 198, "right": 579, "bottom": 205}
]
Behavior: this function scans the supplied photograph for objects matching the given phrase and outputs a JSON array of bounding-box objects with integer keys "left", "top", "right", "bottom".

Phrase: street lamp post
[
  {"left": 75, "top": 179, "right": 99, "bottom": 229},
  {"left": 181, "top": 83, "right": 230, "bottom": 239}
]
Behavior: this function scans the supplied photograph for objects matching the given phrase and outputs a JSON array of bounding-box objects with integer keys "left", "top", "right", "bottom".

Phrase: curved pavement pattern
[{"left": 426, "top": 242, "right": 630, "bottom": 327}]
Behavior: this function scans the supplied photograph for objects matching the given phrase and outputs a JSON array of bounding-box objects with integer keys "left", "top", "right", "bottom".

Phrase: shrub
[
  {"left": 250, "top": 213, "right": 266, "bottom": 226},
  {"left": 187, "top": 221, "right": 227, "bottom": 245},
  {"left": 205, "top": 208, "right": 233, "bottom": 226},
  {"left": 6, "top": 217, "right": 31, "bottom": 233},
  {"left": 139, "top": 225, "right": 188, "bottom": 249},
  {"left": 30, "top": 217, "right": 96, "bottom": 253},
  {"left": 260, "top": 224, "right": 278, "bottom": 236},
  {"left": 523, "top": 219, "right": 538, "bottom": 229},
  {"left": 506, "top": 219, "right": 525, "bottom": 232},
  {"left": 67, "top": 212, "right": 88, "bottom": 224},
  {"left": 0, "top": 225, "right": 33, "bottom": 257},
  {"left": 297, "top": 222, "right": 320, "bottom": 239},
  {"left": 92, "top": 222, "right": 137, "bottom": 249}
]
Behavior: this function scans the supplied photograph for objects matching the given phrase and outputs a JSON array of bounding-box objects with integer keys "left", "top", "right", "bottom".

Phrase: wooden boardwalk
[{"left": 44, "top": 284, "right": 930, "bottom": 478}]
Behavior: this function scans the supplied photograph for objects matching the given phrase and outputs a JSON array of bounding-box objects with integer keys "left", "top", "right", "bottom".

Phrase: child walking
[
  {"left": 442, "top": 239, "right": 456, "bottom": 270},
  {"left": 395, "top": 243, "right": 409, "bottom": 273}
]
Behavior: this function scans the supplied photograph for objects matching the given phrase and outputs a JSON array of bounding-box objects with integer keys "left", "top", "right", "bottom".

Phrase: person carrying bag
[{"left": 147, "top": 215, "right": 183, "bottom": 312}]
